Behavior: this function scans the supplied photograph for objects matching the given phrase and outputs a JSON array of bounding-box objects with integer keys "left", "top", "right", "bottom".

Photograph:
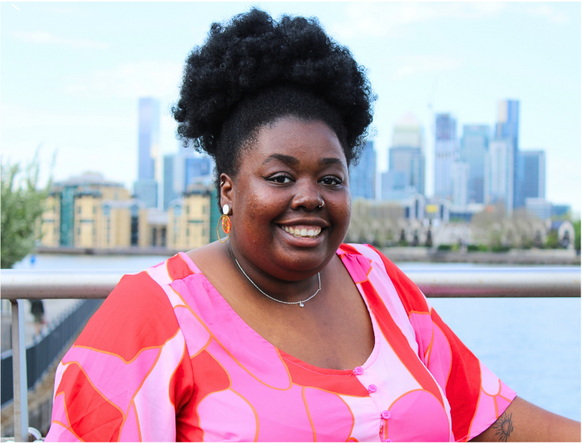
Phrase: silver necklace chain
[{"left": 232, "top": 256, "right": 321, "bottom": 308}]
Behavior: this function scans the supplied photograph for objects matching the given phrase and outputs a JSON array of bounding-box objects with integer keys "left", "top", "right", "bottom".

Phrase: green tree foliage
[
  {"left": 1, "top": 154, "right": 51, "bottom": 268},
  {"left": 573, "top": 220, "right": 580, "bottom": 252},
  {"left": 545, "top": 230, "right": 559, "bottom": 249}
]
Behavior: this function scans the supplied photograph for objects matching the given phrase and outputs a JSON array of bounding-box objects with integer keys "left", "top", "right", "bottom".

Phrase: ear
[{"left": 219, "top": 173, "right": 234, "bottom": 214}]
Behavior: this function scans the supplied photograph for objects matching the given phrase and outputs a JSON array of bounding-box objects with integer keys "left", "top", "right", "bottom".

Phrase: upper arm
[
  {"left": 471, "top": 396, "right": 581, "bottom": 442},
  {"left": 363, "top": 244, "right": 517, "bottom": 441},
  {"left": 45, "top": 272, "right": 193, "bottom": 442}
]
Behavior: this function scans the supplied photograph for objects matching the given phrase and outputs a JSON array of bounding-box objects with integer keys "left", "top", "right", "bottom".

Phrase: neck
[{"left": 226, "top": 241, "right": 322, "bottom": 304}]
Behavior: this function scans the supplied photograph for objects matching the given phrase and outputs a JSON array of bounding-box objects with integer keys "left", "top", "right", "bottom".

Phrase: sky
[{"left": 2, "top": 2, "right": 580, "bottom": 213}]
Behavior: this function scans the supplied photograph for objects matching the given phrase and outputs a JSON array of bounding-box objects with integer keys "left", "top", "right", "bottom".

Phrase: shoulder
[
  {"left": 338, "top": 243, "right": 430, "bottom": 316},
  {"left": 74, "top": 253, "right": 198, "bottom": 360}
]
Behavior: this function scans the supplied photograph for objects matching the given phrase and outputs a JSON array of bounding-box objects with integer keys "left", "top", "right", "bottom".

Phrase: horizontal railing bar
[{"left": 1, "top": 268, "right": 580, "bottom": 299}]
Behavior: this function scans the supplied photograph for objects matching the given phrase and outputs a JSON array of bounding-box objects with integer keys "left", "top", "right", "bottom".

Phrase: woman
[{"left": 46, "top": 9, "right": 579, "bottom": 442}]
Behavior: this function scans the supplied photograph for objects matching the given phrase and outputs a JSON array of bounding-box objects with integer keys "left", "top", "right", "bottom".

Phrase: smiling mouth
[{"left": 280, "top": 225, "right": 323, "bottom": 238}]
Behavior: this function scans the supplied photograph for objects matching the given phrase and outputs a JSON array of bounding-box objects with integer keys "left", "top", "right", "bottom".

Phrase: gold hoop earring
[{"left": 217, "top": 204, "right": 231, "bottom": 243}]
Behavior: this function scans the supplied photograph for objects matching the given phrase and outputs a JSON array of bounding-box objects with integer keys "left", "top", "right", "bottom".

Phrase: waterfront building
[
  {"left": 134, "top": 97, "right": 160, "bottom": 208},
  {"left": 495, "top": 100, "right": 520, "bottom": 208},
  {"left": 459, "top": 125, "right": 490, "bottom": 204},
  {"left": 167, "top": 184, "right": 214, "bottom": 250},
  {"left": 350, "top": 140, "right": 376, "bottom": 200},
  {"left": 381, "top": 115, "right": 425, "bottom": 201},
  {"left": 518, "top": 150, "right": 545, "bottom": 206},
  {"left": 485, "top": 139, "right": 514, "bottom": 214},
  {"left": 40, "top": 172, "right": 151, "bottom": 249},
  {"left": 434, "top": 113, "right": 457, "bottom": 200}
]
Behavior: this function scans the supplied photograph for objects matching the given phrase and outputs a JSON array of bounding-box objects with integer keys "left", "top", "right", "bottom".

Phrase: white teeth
[{"left": 282, "top": 226, "right": 322, "bottom": 238}]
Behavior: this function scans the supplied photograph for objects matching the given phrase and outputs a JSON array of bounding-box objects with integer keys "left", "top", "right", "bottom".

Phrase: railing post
[{"left": 11, "top": 299, "right": 29, "bottom": 442}]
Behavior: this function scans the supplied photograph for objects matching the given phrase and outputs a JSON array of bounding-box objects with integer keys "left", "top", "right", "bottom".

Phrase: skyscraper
[
  {"left": 459, "top": 125, "right": 490, "bottom": 204},
  {"left": 485, "top": 139, "right": 514, "bottom": 213},
  {"left": 434, "top": 113, "right": 457, "bottom": 200},
  {"left": 381, "top": 115, "right": 425, "bottom": 201},
  {"left": 451, "top": 162, "right": 470, "bottom": 206},
  {"left": 518, "top": 150, "right": 545, "bottom": 203},
  {"left": 163, "top": 143, "right": 215, "bottom": 210},
  {"left": 495, "top": 100, "right": 520, "bottom": 208},
  {"left": 350, "top": 141, "right": 376, "bottom": 200},
  {"left": 134, "top": 98, "right": 160, "bottom": 208}
]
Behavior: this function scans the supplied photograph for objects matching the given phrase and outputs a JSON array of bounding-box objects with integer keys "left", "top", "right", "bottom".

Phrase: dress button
[
  {"left": 353, "top": 366, "right": 364, "bottom": 375},
  {"left": 367, "top": 384, "right": 377, "bottom": 393},
  {"left": 381, "top": 410, "right": 391, "bottom": 419}
]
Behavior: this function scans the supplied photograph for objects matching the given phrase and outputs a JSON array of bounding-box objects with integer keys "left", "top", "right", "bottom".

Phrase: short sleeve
[
  {"left": 45, "top": 270, "right": 194, "bottom": 442},
  {"left": 366, "top": 245, "right": 517, "bottom": 442}
]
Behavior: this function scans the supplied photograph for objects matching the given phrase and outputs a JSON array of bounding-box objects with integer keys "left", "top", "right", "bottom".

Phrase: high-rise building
[
  {"left": 350, "top": 141, "right": 376, "bottom": 200},
  {"left": 459, "top": 125, "right": 490, "bottom": 204},
  {"left": 381, "top": 115, "right": 425, "bottom": 201},
  {"left": 134, "top": 98, "right": 160, "bottom": 208},
  {"left": 452, "top": 162, "right": 470, "bottom": 206},
  {"left": 495, "top": 100, "right": 520, "bottom": 208},
  {"left": 434, "top": 113, "right": 457, "bottom": 200},
  {"left": 485, "top": 139, "right": 514, "bottom": 213},
  {"left": 525, "top": 198, "right": 552, "bottom": 220},
  {"left": 185, "top": 156, "right": 213, "bottom": 188},
  {"left": 517, "top": 150, "right": 545, "bottom": 207},
  {"left": 163, "top": 144, "right": 215, "bottom": 210}
]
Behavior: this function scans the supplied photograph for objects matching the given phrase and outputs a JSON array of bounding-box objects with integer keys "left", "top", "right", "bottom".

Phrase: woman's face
[{"left": 224, "top": 116, "right": 351, "bottom": 281}]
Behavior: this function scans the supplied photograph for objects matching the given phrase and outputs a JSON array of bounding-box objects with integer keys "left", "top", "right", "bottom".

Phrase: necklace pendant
[{"left": 299, "top": 301, "right": 305, "bottom": 308}]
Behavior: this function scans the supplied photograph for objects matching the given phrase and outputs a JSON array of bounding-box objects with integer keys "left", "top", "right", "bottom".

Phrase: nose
[{"left": 290, "top": 179, "right": 324, "bottom": 211}]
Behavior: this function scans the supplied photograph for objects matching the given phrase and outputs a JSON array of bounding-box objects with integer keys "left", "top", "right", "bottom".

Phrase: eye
[
  {"left": 320, "top": 176, "right": 343, "bottom": 186},
  {"left": 266, "top": 174, "right": 293, "bottom": 184}
]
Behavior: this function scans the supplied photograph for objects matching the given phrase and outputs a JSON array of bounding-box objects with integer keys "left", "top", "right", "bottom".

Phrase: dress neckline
[{"left": 177, "top": 249, "right": 381, "bottom": 375}]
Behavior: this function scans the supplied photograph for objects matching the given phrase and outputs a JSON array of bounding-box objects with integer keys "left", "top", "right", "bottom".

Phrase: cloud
[
  {"left": 390, "top": 55, "right": 463, "bottom": 81},
  {"left": 1, "top": 103, "right": 134, "bottom": 131},
  {"left": 526, "top": 4, "right": 570, "bottom": 23},
  {"left": 64, "top": 61, "right": 184, "bottom": 100},
  {"left": 329, "top": 2, "right": 505, "bottom": 39},
  {"left": 11, "top": 31, "right": 109, "bottom": 49}
]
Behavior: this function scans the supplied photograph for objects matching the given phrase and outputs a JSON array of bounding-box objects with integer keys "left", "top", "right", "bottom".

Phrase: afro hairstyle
[{"left": 172, "top": 8, "right": 376, "bottom": 193}]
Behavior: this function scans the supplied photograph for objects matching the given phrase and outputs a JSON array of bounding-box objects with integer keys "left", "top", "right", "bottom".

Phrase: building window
[
  {"left": 186, "top": 205, "right": 190, "bottom": 215},
  {"left": 93, "top": 206, "right": 97, "bottom": 215},
  {"left": 106, "top": 219, "right": 110, "bottom": 244},
  {"left": 77, "top": 206, "right": 82, "bottom": 215}
]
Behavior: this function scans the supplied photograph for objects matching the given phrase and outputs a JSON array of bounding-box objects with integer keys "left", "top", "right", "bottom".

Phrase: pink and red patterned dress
[{"left": 46, "top": 244, "right": 515, "bottom": 442}]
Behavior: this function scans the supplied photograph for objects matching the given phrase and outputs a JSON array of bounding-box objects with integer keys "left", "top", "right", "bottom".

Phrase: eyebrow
[{"left": 262, "top": 154, "right": 344, "bottom": 168}]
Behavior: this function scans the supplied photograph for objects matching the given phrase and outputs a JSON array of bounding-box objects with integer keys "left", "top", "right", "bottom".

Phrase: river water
[{"left": 14, "top": 253, "right": 581, "bottom": 421}]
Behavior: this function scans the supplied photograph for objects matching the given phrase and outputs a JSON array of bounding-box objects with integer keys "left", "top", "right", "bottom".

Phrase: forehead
[{"left": 244, "top": 117, "right": 347, "bottom": 166}]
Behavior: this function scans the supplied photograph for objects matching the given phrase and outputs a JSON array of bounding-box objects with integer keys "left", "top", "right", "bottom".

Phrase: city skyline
[{"left": 2, "top": 2, "right": 580, "bottom": 212}]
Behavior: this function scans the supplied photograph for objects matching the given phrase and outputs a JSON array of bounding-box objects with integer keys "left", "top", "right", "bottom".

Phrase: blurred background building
[{"left": 133, "top": 97, "right": 160, "bottom": 209}]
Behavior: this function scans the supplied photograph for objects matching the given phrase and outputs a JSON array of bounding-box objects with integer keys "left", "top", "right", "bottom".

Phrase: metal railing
[
  {"left": 1, "top": 299, "right": 102, "bottom": 405},
  {"left": 1, "top": 267, "right": 580, "bottom": 442}
]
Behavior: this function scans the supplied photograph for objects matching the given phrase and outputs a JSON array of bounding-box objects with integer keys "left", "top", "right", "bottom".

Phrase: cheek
[{"left": 236, "top": 187, "right": 287, "bottom": 223}]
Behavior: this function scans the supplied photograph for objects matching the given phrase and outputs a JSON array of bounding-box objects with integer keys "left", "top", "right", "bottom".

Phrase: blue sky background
[{"left": 2, "top": 2, "right": 580, "bottom": 213}]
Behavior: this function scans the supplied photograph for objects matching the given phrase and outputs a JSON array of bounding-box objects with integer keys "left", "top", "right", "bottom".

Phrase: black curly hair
[{"left": 172, "top": 8, "right": 375, "bottom": 199}]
